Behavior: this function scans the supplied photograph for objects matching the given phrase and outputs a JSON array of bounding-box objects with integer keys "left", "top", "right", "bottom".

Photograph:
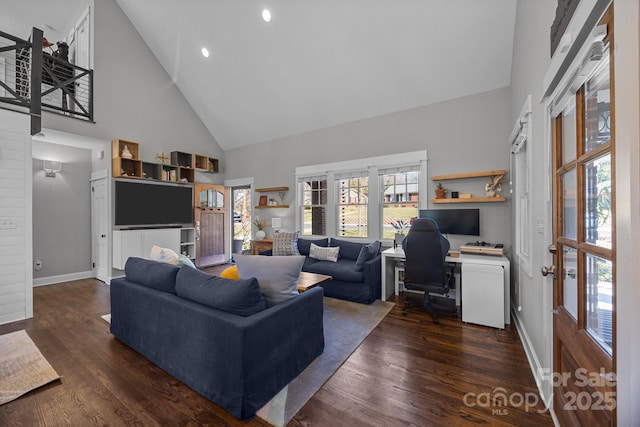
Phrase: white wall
[
  {"left": 0, "top": 109, "right": 32, "bottom": 324},
  {"left": 224, "top": 87, "right": 513, "bottom": 248},
  {"left": 32, "top": 141, "right": 92, "bottom": 284}
]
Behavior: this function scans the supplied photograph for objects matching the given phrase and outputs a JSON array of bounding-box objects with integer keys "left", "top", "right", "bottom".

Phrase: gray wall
[
  {"left": 30, "top": 0, "right": 225, "bottom": 280},
  {"left": 509, "top": 3, "right": 640, "bottom": 423},
  {"left": 41, "top": 0, "right": 224, "bottom": 167},
  {"left": 508, "top": 0, "right": 556, "bottom": 404},
  {"left": 32, "top": 141, "right": 92, "bottom": 280},
  {"left": 224, "top": 86, "right": 512, "bottom": 249}
]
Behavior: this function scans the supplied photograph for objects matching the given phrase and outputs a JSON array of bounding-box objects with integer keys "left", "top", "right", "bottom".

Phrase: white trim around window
[{"left": 295, "top": 150, "right": 428, "bottom": 241}]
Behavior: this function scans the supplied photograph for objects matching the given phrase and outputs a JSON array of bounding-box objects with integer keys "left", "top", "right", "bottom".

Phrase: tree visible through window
[{"left": 381, "top": 169, "right": 419, "bottom": 238}]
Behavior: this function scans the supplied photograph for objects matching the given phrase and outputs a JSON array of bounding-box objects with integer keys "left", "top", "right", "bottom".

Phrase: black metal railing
[{"left": 0, "top": 27, "right": 93, "bottom": 134}]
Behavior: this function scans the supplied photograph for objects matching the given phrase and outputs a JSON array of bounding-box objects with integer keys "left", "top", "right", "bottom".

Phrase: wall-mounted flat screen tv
[
  {"left": 419, "top": 208, "right": 480, "bottom": 236},
  {"left": 115, "top": 180, "right": 193, "bottom": 227}
]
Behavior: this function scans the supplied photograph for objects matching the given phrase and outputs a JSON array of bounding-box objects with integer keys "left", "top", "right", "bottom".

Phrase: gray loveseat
[{"left": 110, "top": 257, "right": 324, "bottom": 419}]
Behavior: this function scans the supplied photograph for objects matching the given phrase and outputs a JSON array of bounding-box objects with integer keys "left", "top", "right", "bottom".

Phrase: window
[
  {"left": 511, "top": 95, "right": 533, "bottom": 276},
  {"left": 336, "top": 172, "right": 368, "bottom": 237},
  {"left": 380, "top": 166, "right": 420, "bottom": 239},
  {"left": 296, "top": 151, "right": 427, "bottom": 240},
  {"left": 300, "top": 176, "right": 327, "bottom": 236}
]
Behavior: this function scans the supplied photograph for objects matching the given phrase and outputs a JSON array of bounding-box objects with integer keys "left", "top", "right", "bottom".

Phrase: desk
[
  {"left": 381, "top": 247, "right": 510, "bottom": 327},
  {"left": 250, "top": 239, "right": 273, "bottom": 255}
]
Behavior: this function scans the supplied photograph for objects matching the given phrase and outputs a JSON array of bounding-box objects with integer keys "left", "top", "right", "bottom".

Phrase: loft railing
[{"left": 0, "top": 27, "right": 93, "bottom": 134}]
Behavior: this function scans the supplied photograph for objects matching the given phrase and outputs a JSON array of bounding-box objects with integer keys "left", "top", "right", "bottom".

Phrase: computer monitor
[{"left": 418, "top": 208, "right": 480, "bottom": 236}]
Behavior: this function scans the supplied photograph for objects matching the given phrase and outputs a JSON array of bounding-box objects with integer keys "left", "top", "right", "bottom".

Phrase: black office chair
[{"left": 401, "top": 218, "right": 456, "bottom": 324}]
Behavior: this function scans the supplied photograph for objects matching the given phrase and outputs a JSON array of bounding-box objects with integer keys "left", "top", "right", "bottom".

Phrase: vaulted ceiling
[{"left": 3, "top": 1, "right": 518, "bottom": 151}]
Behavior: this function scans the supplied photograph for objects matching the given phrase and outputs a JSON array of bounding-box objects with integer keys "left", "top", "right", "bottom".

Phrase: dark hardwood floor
[{"left": 0, "top": 274, "right": 552, "bottom": 426}]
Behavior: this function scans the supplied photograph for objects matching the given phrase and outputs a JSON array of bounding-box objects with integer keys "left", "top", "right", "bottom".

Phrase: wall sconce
[
  {"left": 43, "top": 160, "right": 62, "bottom": 177},
  {"left": 271, "top": 217, "right": 282, "bottom": 233}
]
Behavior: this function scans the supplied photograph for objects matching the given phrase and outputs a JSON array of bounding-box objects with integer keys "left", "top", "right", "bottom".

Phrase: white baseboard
[
  {"left": 33, "top": 270, "right": 93, "bottom": 287},
  {"left": 511, "top": 307, "right": 559, "bottom": 426}
]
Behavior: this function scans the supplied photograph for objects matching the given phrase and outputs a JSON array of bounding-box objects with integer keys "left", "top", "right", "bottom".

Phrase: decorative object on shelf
[
  {"left": 431, "top": 170, "right": 507, "bottom": 203},
  {"left": 484, "top": 174, "right": 504, "bottom": 197},
  {"left": 269, "top": 198, "right": 277, "bottom": 206},
  {"left": 435, "top": 182, "right": 447, "bottom": 199},
  {"left": 155, "top": 152, "right": 170, "bottom": 164},
  {"left": 254, "top": 218, "right": 268, "bottom": 239},
  {"left": 258, "top": 195, "right": 268, "bottom": 207},
  {"left": 120, "top": 145, "right": 133, "bottom": 159},
  {"left": 451, "top": 191, "right": 459, "bottom": 198},
  {"left": 391, "top": 220, "right": 408, "bottom": 248},
  {"left": 278, "top": 191, "right": 286, "bottom": 205}
]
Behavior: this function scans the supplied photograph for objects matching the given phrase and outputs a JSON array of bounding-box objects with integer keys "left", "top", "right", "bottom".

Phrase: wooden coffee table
[{"left": 297, "top": 271, "right": 332, "bottom": 292}]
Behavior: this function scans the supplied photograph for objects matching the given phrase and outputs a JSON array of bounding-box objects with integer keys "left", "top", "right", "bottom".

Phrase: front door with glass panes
[
  {"left": 194, "top": 183, "right": 227, "bottom": 267},
  {"left": 550, "top": 7, "right": 615, "bottom": 426}
]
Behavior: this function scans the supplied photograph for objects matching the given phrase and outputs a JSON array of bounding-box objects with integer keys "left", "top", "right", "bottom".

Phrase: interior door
[
  {"left": 194, "top": 183, "right": 227, "bottom": 267},
  {"left": 550, "top": 8, "right": 615, "bottom": 426},
  {"left": 91, "top": 177, "right": 108, "bottom": 282}
]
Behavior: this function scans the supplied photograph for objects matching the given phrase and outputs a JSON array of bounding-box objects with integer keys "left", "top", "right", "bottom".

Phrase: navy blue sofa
[
  {"left": 110, "top": 257, "right": 324, "bottom": 419},
  {"left": 264, "top": 237, "right": 381, "bottom": 304}
]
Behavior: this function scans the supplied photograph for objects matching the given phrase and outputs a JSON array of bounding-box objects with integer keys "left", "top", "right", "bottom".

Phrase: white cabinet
[
  {"left": 180, "top": 228, "right": 196, "bottom": 260},
  {"left": 113, "top": 228, "right": 181, "bottom": 269},
  {"left": 461, "top": 263, "right": 505, "bottom": 328}
]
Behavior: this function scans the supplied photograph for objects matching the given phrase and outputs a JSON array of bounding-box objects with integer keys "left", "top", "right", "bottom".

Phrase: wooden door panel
[
  {"left": 194, "top": 183, "right": 228, "bottom": 267},
  {"left": 551, "top": 7, "right": 615, "bottom": 426}
]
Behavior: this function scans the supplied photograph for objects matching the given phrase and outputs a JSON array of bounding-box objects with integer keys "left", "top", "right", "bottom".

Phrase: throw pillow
[
  {"left": 309, "top": 243, "right": 340, "bottom": 262},
  {"left": 297, "top": 238, "right": 329, "bottom": 256},
  {"left": 234, "top": 254, "right": 305, "bottom": 306},
  {"left": 176, "top": 254, "right": 196, "bottom": 268},
  {"left": 272, "top": 231, "right": 300, "bottom": 256},
  {"left": 220, "top": 265, "right": 240, "bottom": 280},
  {"left": 354, "top": 241, "right": 382, "bottom": 271},
  {"left": 175, "top": 266, "right": 266, "bottom": 316},
  {"left": 149, "top": 245, "right": 179, "bottom": 265}
]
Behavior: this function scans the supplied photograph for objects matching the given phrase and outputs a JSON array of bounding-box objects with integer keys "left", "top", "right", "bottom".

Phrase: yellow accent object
[{"left": 220, "top": 265, "right": 240, "bottom": 280}]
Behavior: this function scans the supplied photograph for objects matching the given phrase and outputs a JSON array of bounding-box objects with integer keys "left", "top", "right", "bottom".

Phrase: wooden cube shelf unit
[
  {"left": 431, "top": 170, "right": 506, "bottom": 204},
  {"left": 113, "top": 139, "right": 142, "bottom": 178},
  {"left": 112, "top": 138, "right": 140, "bottom": 160},
  {"left": 112, "top": 140, "right": 218, "bottom": 183},
  {"left": 114, "top": 157, "right": 142, "bottom": 178},
  {"left": 194, "top": 154, "right": 220, "bottom": 173}
]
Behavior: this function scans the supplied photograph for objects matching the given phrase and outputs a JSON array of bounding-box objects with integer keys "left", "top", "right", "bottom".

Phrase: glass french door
[{"left": 550, "top": 8, "right": 615, "bottom": 426}]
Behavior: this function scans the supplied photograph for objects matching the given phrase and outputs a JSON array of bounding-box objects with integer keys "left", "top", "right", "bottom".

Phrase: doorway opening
[{"left": 231, "top": 186, "right": 252, "bottom": 258}]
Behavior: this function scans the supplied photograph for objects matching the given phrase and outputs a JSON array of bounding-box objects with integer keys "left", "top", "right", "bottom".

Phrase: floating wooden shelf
[
  {"left": 432, "top": 196, "right": 506, "bottom": 204},
  {"left": 255, "top": 186, "right": 289, "bottom": 192},
  {"left": 255, "top": 205, "right": 289, "bottom": 209},
  {"left": 432, "top": 170, "right": 506, "bottom": 181}
]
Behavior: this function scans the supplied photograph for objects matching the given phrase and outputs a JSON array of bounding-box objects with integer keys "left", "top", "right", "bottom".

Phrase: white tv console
[{"left": 113, "top": 227, "right": 195, "bottom": 269}]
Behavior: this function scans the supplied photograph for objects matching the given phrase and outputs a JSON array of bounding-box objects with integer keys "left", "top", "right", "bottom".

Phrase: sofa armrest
[{"left": 363, "top": 254, "right": 382, "bottom": 300}]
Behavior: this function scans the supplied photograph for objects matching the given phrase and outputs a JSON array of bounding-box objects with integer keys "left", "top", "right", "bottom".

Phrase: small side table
[{"left": 250, "top": 238, "right": 273, "bottom": 254}]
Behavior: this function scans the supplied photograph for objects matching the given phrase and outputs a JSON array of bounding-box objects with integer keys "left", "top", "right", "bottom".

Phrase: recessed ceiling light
[
  {"left": 201, "top": 47, "right": 210, "bottom": 58},
  {"left": 262, "top": 9, "right": 271, "bottom": 23}
]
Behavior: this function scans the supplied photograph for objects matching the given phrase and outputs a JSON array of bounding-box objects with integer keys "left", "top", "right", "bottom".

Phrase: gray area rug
[
  {"left": 0, "top": 330, "right": 60, "bottom": 405},
  {"left": 256, "top": 297, "right": 394, "bottom": 427}
]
